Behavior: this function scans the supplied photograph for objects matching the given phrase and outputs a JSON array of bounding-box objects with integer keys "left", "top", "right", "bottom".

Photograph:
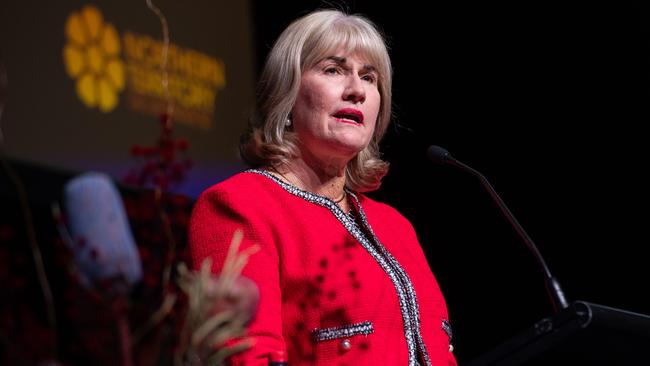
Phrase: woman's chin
[
  {"left": 329, "top": 143, "right": 367, "bottom": 159},
  {"left": 300, "top": 136, "right": 369, "bottom": 162}
]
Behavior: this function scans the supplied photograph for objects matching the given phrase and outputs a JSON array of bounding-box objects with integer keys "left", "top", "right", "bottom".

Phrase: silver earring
[{"left": 285, "top": 117, "right": 292, "bottom": 127}]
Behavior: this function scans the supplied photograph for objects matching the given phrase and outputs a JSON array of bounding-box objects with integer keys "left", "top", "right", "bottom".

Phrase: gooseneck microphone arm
[{"left": 427, "top": 145, "right": 569, "bottom": 313}]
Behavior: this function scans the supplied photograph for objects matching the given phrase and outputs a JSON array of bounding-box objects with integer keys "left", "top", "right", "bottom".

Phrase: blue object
[{"left": 64, "top": 172, "right": 142, "bottom": 293}]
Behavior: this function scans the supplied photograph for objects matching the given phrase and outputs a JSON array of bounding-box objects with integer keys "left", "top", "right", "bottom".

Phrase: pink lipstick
[{"left": 333, "top": 108, "right": 364, "bottom": 125}]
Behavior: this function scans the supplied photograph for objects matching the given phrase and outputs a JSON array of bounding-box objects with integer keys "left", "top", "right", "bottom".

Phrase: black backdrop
[{"left": 252, "top": 2, "right": 650, "bottom": 363}]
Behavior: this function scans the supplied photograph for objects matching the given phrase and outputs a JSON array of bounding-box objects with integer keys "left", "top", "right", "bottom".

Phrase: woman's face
[{"left": 291, "top": 49, "right": 381, "bottom": 162}]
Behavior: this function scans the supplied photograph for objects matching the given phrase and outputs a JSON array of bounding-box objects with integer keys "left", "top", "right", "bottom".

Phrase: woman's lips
[{"left": 333, "top": 108, "right": 364, "bottom": 124}]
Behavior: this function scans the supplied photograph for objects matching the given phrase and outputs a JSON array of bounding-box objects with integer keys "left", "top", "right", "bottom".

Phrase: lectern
[
  {"left": 426, "top": 147, "right": 650, "bottom": 365},
  {"left": 468, "top": 301, "right": 650, "bottom": 365}
]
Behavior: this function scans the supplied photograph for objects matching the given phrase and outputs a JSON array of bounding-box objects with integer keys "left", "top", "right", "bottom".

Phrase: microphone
[
  {"left": 427, "top": 145, "right": 569, "bottom": 312},
  {"left": 63, "top": 172, "right": 142, "bottom": 295},
  {"left": 63, "top": 172, "right": 141, "bottom": 366}
]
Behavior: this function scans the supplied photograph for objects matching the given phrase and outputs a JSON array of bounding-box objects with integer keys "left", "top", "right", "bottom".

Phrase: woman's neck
[{"left": 270, "top": 152, "right": 350, "bottom": 210}]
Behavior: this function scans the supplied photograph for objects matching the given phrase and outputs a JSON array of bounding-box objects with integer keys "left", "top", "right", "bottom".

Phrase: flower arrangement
[
  {"left": 0, "top": 174, "right": 259, "bottom": 365},
  {"left": 174, "top": 230, "right": 259, "bottom": 365}
]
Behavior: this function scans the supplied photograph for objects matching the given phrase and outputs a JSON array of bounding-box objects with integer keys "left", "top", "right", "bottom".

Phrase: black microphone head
[{"left": 426, "top": 145, "right": 453, "bottom": 165}]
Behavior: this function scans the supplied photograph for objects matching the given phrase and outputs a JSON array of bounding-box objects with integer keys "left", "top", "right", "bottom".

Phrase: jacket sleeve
[
  {"left": 449, "top": 350, "right": 458, "bottom": 366},
  {"left": 188, "top": 187, "right": 285, "bottom": 366}
]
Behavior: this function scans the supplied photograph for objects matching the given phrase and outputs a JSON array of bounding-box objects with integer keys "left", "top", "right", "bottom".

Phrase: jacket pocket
[
  {"left": 312, "top": 321, "right": 374, "bottom": 342},
  {"left": 312, "top": 321, "right": 375, "bottom": 364}
]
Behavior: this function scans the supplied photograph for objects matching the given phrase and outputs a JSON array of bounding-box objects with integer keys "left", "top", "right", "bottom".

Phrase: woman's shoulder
[
  {"left": 355, "top": 193, "right": 408, "bottom": 222},
  {"left": 355, "top": 193, "right": 419, "bottom": 243},
  {"left": 199, "top": 170, "right": 271, "bottom": 199},
  {"left": 204, "top": 169, "right": 263, "bottom": 189}
]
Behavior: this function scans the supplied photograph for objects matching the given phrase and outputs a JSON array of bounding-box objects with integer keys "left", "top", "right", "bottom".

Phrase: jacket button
[{"left": 340, "top": 339, "right": 352, "bottom": 352}]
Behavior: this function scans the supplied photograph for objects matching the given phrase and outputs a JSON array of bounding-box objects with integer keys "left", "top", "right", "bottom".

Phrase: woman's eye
[
  {"left": 362, "top": 74, "right": 377, "bottom": 83},
  {"left": 324, "top": 67, "right": 339, "bottom": 74}
]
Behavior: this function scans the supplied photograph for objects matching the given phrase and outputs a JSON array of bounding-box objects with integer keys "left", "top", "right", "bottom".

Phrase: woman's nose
[{"left": 343, "top": 75, "right": 366, "bottom": 104}]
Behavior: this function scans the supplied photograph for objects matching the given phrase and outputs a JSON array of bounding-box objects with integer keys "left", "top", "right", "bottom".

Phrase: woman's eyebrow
[
  {"left": 362, "top": 65, "right": 377, "bottom": 73},
  {"left": 324, "top": 56, "right": 347, "bottom": 65},
  {"left": 324, "top": 56, "right": 377, "bottom": 73}
]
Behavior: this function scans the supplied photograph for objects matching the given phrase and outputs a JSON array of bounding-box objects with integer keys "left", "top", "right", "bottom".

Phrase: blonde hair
[{"left": 240, "top": 9, "right": 392, "bottom": 192}]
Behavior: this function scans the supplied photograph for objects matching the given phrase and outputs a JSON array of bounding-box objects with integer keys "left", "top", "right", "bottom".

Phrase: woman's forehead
[{"left": 312, "top": 45, "right": 378, "bottom": 67}]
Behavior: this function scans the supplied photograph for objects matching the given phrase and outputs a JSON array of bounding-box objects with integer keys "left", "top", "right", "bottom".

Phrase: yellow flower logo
[{"left": 63, "top": 5, "right": 125, "bottom": 112}]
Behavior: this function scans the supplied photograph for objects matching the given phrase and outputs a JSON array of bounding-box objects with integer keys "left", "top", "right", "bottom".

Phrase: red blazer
[{"left": 189, "top": 170, "right": 457, "bottom": 366}]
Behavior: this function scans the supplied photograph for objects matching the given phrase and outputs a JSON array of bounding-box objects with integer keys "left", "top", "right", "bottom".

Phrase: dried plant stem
[
  {"left": 145, "top": 0, "right": 174, "bottom": 118},
  {"left": 131, "top": 293, "right": 177, "bottom": 345},
  {"left": 219, "top": 230, "right": 259, "bottom": 290},
  {"left": 0, "top": 155, "right": 57, "bottom": 359},
  {"left": 155, "top": 187, "right": 177, "bottom": 292},
  {"left": 116, "top": 310, "right": 134, "bottom": 366}
]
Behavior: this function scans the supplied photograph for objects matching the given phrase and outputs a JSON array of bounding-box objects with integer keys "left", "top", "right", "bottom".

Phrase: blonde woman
[{"left": 190, "top": 9, "right": 456, "bottom": 366}]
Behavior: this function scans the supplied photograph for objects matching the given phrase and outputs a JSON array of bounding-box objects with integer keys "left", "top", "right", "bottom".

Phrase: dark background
[
  {"left": 251, "top": 2, "right": 650, "bottom": 363},
  {"left": 1, "top": 1, "right": 648, "bottom": 364}
]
